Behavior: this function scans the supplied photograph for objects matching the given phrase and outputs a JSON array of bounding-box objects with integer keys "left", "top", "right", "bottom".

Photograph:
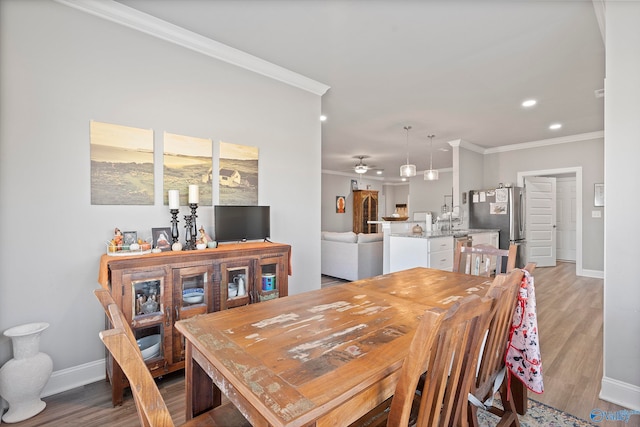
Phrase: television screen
[{"left": 214, "top": 205, "right": 270, "bottom": 243}]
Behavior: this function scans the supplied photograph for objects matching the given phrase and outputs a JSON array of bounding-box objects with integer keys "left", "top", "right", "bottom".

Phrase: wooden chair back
[
  {"left": 468, "top": 263, "right": 536, "bottom": 427},
  {"left": 96, "top": 289, "right": 251, "bottom": 427},
  {"left": 94, "top": 289, "right": 142, "bottom": 358},
  {"left": 386, "top": 294, "right": 494, "bottom": 427},
  {"left": 453, "top": 243, "right": 517, "bottom": 277},
  {"left": 100, "top": 328, "right": 176, "bottom": 427}
]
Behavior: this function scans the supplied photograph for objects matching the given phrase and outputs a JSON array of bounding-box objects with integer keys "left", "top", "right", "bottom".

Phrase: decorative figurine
[
  {"left": 197, "top": 226, "right": 212, "bottom": 245},
  {"left": 108, "top": 227, "right": 124, "bottom": 252}
]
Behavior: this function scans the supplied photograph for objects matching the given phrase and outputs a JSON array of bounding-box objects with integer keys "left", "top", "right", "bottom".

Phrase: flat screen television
[{"left": 214, "top": 205, "right": 271, "bottom": 243}]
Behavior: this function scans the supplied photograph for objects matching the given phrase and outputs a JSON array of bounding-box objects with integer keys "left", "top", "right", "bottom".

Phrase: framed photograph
[
  {"left": 336, "top": 196, "right": 346, "bottom": 213},
  {"left": 152, "top": 227, "right": 172, "bottom": 251},
  {"left": 351, "top": 179, "right": 358, "bottom": 191},
  {"left": 122, "top": 231, "right": 137, "bottom": 247},
  {"left": 594, "top": 183, "right": 604, "bottom": 207}
]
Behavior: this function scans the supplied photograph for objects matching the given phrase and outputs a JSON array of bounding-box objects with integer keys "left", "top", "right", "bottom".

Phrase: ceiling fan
[
  {"left": 352, "top": 155, "right": 374, "bottom": 174},
  {"left": 351, "top": 155, "right": 384, "bottom": 175}
]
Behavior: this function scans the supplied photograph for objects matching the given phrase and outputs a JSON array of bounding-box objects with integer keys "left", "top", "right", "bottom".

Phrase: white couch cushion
[
  {"left": 322, "top": 231, "right": 357, "bottom": 243},
  {"left": 357, "top": 233, "right": 383, "bottom": 243}
]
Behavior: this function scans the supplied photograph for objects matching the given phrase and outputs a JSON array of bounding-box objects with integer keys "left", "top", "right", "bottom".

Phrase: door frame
[{"left": 517, "top": 167, "right": 583, "bottom": 277}]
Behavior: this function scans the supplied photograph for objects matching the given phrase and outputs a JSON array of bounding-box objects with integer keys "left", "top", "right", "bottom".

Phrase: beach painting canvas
[
  {"left": 90, "top": 121, "right": 154, "bottom": 205},
  {"left": 219, "top": 141, "right": 258, "bottom": 205},
  {"left": 163, "top": 132, "right": 213, "bottom": 206}
]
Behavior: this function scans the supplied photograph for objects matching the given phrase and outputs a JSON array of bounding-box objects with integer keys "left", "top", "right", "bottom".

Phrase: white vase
[{"left": 0, "top": 322, "right": 52, "bottom": 423}]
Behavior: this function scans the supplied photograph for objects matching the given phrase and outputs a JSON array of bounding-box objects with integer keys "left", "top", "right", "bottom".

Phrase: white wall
[
  {"left": 383, "top": 183, "right": 410, "bottom": 218},
  {"left": 482, "top": 137, "right": 604, "bottom": 271},
  {"left": 321, "top": 172, "right": 383, "bottom": 232},
  {"left": 0, "top": 0, "right": 321, "bottom": 393},
  {"left": 601, "top": 1, "right": 640, "bottom": 410},
  {"left": 408, "top": 171, "right": 453, "bottom": 220}
]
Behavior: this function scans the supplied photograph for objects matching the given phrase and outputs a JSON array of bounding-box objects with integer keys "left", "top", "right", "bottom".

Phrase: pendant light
[
  {"left": 400, "top": 125, "right": 416, "bottom": 178},
  {"left": 424, "top": 134, "right": 439, "bottom": 180}
]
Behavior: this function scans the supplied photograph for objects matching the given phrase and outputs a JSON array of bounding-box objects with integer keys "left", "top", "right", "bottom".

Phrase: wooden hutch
[
  {"left": 352, "top": 189, "right": 379, "bottom": 234},
  {"left": 97, "top": 241, "right": 290, "bottom": 406}
]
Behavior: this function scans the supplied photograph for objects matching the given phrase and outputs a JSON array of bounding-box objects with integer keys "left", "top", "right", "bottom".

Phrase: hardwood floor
[{"left": 7, "top": 263, "right": 637, "bottom": 426}]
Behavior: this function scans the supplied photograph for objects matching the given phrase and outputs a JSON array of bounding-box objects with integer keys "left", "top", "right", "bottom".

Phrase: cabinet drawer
[
  {"left": 429, "top": 250, "right": 453, "bottom": 270},
  {"left": 428, "top": 237, "right": 453, "bottom": 252}
]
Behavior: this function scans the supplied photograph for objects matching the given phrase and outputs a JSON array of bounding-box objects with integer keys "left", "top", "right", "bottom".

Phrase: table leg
[{"left": 185, "top": 342, "right": 221, "bottom": 419}]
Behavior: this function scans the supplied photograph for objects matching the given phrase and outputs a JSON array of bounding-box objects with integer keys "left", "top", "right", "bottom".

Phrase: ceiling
[{"left": 116, "top": 0, "right": 605, "bottom": 182}]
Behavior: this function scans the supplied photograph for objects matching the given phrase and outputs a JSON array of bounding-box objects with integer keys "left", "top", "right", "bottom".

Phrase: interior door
[
  {"left": 556, "top": 177, "right": 577, "bottom": 261},
  {"left": 525, "top": 176, "right": 557, "bottom": 267}
]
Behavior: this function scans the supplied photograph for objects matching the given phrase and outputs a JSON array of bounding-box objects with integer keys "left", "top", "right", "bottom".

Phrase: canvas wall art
[
  {"left": 90, "top": 121, "right": 154, "bottom": 205},
  {"left": 219, "top": 141, "right": 258, "bottom": 205},
  {"left": 163, "top": 132, "right": 213, "bottom": 206}
]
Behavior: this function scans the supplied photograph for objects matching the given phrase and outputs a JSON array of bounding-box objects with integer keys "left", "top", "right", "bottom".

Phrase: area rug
[{"left": 477, "top": 399, "right": 595, "bottom": 427}]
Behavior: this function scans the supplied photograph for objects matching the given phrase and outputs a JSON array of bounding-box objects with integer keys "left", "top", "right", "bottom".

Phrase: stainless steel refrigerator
[{"left": 468, "top": 186, "right": 526, "bottom": 268}]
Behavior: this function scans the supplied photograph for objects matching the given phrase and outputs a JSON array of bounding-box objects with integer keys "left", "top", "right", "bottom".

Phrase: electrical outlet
[{"left": 592, "top": 210, "right": 602, "bottom": 218}]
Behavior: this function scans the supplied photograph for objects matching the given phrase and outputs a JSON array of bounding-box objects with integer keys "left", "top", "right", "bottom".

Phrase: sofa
[{"left": 321, "top": 231, "right": 384, "bottom": 281}]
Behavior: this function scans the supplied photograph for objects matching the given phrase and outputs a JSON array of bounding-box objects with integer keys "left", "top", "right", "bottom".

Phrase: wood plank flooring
[{"left": 7, "top": 263, "right": 638, "bottom": 426}]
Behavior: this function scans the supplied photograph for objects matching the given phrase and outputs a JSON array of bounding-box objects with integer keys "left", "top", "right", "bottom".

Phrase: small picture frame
[
  {"left": 351, "top": 179, "right": 358, "bottom": 191},
  {"left": 152, "top": 227, "right": 172, "bottom": 251},
  {"left": 594, "top": 183, "right": 604, "bottom": 207},
  {"left": 336, "top": 196, "right": 346, "bottom": 213},
  {"left": 122, "top": 231, "right": 137, "bottom": 247}
]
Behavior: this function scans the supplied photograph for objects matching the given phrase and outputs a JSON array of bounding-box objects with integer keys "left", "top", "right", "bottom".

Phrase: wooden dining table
[{"left": 175, "top": 267, "right": 526, "bottom": 427}]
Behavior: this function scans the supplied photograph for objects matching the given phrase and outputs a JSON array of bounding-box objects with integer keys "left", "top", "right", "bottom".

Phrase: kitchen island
[
  {"left": 369, "top": 220, "right": 499, "bottom": 273},
  {"left": 383, "top": 227, "right": 499, "bottom": 273}
]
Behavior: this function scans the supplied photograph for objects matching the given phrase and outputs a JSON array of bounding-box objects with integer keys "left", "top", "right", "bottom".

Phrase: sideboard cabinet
[{"left": 98, "top": 242, "right": 290, "bottom": 406}]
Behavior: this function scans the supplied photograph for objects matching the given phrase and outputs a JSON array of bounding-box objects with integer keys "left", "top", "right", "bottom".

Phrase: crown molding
[
  {"left": 53, "top": 0, "right": 330, "bottom": 96},
  {"left": 483, "top": 131, "right": 604, "bottom": 154}
]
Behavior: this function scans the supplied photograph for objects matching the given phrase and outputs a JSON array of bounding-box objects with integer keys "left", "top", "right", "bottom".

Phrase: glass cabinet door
[
  {"left": 121, "top": 268, "right": 171, "bottom": 365},
  {"left": 258, "top": 256, "right": 284, "bottom": 302},
  {"left": 219, "top": 259, "right": 255, "bottom": 309},
  {"left": 172, "top": 264, "right": 213, "bottom": 361}
]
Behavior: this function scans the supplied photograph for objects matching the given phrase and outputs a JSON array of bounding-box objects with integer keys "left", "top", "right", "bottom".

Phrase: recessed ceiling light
[
  {"left": 522, "top": 99, "right": 537, "bottom": 108},
  {"left": 376, "top": 170, "right": 382, "bottom": 175},
  {"left": 549, "top": 123, "right": 562, "bottom": 130},
  {"left": 320, "top": 115, "right": 327, "bottom": 122},
  {"left": 401, "top": 177, "right": 407, "bottom": 182}
]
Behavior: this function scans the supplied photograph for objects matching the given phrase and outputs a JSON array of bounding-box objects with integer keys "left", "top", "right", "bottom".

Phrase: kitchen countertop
[{"left": 390, "top": 229, "right": 500, "bottom": 239}]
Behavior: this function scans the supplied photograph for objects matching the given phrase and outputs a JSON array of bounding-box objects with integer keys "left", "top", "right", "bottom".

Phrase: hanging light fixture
[
  {"left": 400, "top": 125, "right": 416, "bottom": 178},
  {"left": 424, "top": 134, "right": 439, "bottom": 181}
]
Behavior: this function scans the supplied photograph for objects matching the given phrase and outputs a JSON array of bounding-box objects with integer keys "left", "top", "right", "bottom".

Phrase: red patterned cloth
[{"left": 505, "top": 269, "right": 544, "bottom": 393}]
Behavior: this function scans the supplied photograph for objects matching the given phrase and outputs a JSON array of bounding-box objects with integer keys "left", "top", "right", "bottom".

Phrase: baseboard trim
[
  {"left": 41, "top": 359, "right": 106, "bottom": 398},
  {"left": 599, "top": 376, "right": 640, "bottom": 411},
  {"left": 581, "top": 269, "right": 604, "bottom": 279}
]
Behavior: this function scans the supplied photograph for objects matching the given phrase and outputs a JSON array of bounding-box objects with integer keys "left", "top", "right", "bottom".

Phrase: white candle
[
  {"left": 168, "top": 190, "right": 179, "bottom": 209},
  {"left": 188, "top": 185, "right": 199, "bottom": 204}
]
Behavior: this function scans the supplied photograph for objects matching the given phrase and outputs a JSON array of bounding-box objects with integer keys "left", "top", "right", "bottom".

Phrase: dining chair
[
  {"left": 467, "top": 266, "right": 530, "bottom": 427},
  {"left": 95, "top": 287, "right": 250, "bottom": 427},
  {"left": 94, "top": 289, "right": 142, "bottom": 358},
  {"left": 100, "top": 326, "right": 251, "bottom": 427},
  {"left": 453, "top": 243, "right": 517, "bottom": 277},
  {"left": 389, "top": 294, "right": 494, "bottom": 426},
  {"left": 381, "top": 293, "right": 494, "bottom": 426}
]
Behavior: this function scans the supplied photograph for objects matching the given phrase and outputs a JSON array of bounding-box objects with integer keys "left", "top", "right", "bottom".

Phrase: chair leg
[
  {"left": 468, "top": 404, "right": 480, "bottom": 427},
  {"left": 496, "top": 383, "right": 520, "bottom": 427}
]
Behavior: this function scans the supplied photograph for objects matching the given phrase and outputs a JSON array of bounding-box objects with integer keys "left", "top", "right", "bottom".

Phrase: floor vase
[{"left": 0, "top": 322, "right": 52, "bottom": 423}]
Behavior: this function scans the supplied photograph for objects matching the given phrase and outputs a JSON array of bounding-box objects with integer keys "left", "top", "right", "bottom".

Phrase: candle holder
[
  {"left": 189, "top": 203, "right": 198, "bottom": 249},
  {"left": 170, "top": 209, "right": 180, "bottom": 244},
  {"left": 184, "top": 215, "right": 194, "bottom": 250}
]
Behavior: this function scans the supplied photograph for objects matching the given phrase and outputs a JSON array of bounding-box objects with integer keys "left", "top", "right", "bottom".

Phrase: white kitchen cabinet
[{"left": 389, "top": 235, "right": 453, "bottom": 272}]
